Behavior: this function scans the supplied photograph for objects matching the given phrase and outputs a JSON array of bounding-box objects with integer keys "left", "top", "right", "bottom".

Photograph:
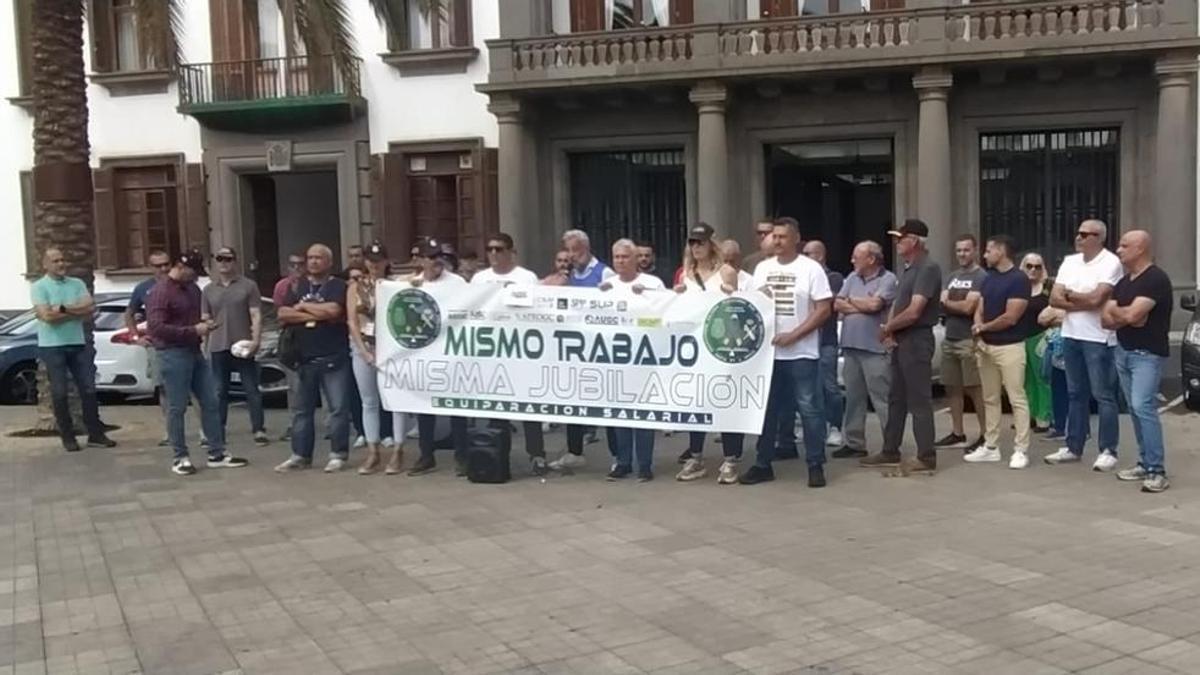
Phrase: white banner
[{"left": 375, "top": 280, "right": 776, "bottom": 434}]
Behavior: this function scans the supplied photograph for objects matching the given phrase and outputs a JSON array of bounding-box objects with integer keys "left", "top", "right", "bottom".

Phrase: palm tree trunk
[{"left": 29, "top": 0, "right": 93, "bottom": 434}]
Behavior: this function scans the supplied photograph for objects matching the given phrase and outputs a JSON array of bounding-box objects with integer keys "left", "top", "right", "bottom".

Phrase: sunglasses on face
[
  {"left": 214, "top": 255, "right": 235, "bottom": 263},
  {"left": 1076, "top": 231, "right": 1100, "bottom": 239},
  {"left": 1024, "top": 264, "right": 1043, "bottom": 270},
  {"left": 688, "top": 239, "right": 707, "bottom": 246}
]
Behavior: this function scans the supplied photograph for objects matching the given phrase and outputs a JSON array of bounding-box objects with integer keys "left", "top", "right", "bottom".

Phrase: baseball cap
[
  {"left": 364, "top": 241, "right": 388, "bottom": 261},
  {"left": 688, "top": 223, "right": 715, "bottom": 243},
  {"left": 886, "top": 219, "right": 930, "bottom": 239},
  {"left": 175, "top": 248, "right": 207, "bottom": 276}
]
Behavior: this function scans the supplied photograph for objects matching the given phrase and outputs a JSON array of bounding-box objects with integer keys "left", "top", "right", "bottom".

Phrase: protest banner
[{"left": 375, "top": 280, "right": 775, "bottom": 434}]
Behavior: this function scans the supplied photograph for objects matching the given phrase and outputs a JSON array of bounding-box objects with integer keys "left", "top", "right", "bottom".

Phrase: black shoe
[
  {"left": 637, "top": 470, "right": 654, "bottom": 483},
  {"left": 454, "top": 461, "right": 468, "bottom": 477},
  {"left": 775, "top": 447, "right": 800, "bottom": 461},
  {"left": 808, "top": 465, "right": 827, "bottom": 488},
  {"left": 739, "top": 465, "right": 775, "bottom": 485},
  {"left": 934, "top": 432, "right": 965, "bottom": 447},
  {"left": 677, "top": 450, "right": 694, "bottom": 464},
  {"left": 63, "top": 439, "right": 81, "bottom": 453},
  {"left": 407, "top": 456, "right": 437, "bottom": 476},
  {"left": 832, "top": 445, "right": 867, "bottom": 459},
  {"left": 530, "top": 456, "right": 548, "bottom": 477},
  {"left": 606, "top": 464, "right": 633, "bottom": 481},
  {"left": 86, "top": 434, "right": 116, "bottom": 448}
]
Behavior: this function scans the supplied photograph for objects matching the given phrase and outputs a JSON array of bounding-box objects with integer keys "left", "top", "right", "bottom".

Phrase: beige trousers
[{"left": 976, "top": 341, "right": 1030, "bottom": 451}]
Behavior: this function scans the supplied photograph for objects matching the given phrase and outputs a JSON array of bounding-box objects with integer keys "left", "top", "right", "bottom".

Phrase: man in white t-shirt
[
  {"left": 1045, "top": 219, "right": 1124, "bottom": 471},
  {"left": 471, "top": 232, "right": 545, "bottom": 475},
  {"left": 744, "top": 218, "right": 833, "bottom": 488},
  {"left": 471, "top": 233, "right": 539, "bottom": 287}
]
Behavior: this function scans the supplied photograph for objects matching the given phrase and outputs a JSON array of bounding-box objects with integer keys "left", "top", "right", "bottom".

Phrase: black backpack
[{"left": 466, "top": 427, "right": 511, "bottom": 484}]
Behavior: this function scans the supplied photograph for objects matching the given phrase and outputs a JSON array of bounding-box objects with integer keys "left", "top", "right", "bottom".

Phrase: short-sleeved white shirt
[
  {"left": 682, "top": 267, "right": 753, "bottom": 292},
  {"left": 753, "top": 255, "right": 833, "bottom": 360},
  {"left": 606, "top": 273, "right": 666, "bottom": 295},
  {"left": 470, "top": 266, "right": 539, "bottom": 286},
  {"left": 1056, "top": 249, "right": 1124, "bottom": 344}
]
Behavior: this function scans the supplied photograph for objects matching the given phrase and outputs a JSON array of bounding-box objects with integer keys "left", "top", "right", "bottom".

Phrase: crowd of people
[{"left": 30, "top": 213, "right": 1174, "bottom": 493}]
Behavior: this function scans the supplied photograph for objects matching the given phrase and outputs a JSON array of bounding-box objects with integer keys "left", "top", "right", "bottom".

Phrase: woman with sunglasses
[
  {"left": 346, "top": 244, "right": 407, "bottom": 475},
  {"left": 675, "top": 233, "right": 755, "bottom": 484},
  {"left": 1018, "top": 253, "right": 1053, "bottom": 433}
]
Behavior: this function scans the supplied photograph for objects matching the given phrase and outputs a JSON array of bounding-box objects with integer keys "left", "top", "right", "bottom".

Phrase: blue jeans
[
  {"left": 37, "top": 345, "right": 104, "bottom": 445},
  {"left": 1114, "top": 347, "right": 1167, "bottom": 475},
  {"left": 291, "top": 355, "right": 353, "bottom": 461},
  {"left": 1062, "top": 338, "right": 1119, "bottom": 456},
  {"left": 755, "top": 359, "right": 825, "bottom": 468},
  {"left": 158, "top": 348, "right": 224, "bottom": 461},
  {"left": 209, "top": 350, "right": 265, "bottom": 435},
  {"left": 612, "top": 428, "right": 655, "bottom": 473},
  {"left": 1050, "top": 367, "right": 1068, "bottom": 436},
  {"left": 819, "top": 344, "right": 844, "bottom": 430}
]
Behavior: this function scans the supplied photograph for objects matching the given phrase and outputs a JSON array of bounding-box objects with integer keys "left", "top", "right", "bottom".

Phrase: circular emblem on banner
[
  {"left": 703, "top": 297, "right": 765, "bottom": 364},
  {"left": 387, "top": 288, "right": 441, "bottom": 349}
]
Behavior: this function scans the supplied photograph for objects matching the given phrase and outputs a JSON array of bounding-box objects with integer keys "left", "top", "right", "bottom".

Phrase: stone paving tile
[{"left": 5, "top": 405, "right": 1200, "bottom": 674}]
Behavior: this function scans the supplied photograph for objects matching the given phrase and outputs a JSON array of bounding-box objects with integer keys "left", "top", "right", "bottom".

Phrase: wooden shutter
[
  {"left": 89, "top": 0, "right": 115, "bottom": 73},
  {"left": 760, "top": 0, "right": 798, "bottom": 18},
  {"left": 870, "top": 0, "right": 904, "bottom": 9},
  {"left": 92, "top": 168, "right": 119, "bottom": 269},
  {"left": 20, "top": 172, "right": 36, "bottom": 274},
  {"left": 183, "top": 163, "right": 208, "bottom": 254},
  {"left": 671, "top": 0, "right": 693, "bottom": 25},
  {"left": 377, "top": 153, "right": 409, "bottom": 260},
  {"left": 570, "top": 0, "right": 604, "bottom": 31},
  {"left": 452, "top": 0, "right": 471, "bottom": 47}
]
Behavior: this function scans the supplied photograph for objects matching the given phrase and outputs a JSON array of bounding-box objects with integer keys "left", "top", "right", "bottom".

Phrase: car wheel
[
  {"left": 2, "top": 361, "right": 38, "bottom": 405},
  {"left": 1186, "top": 389, "right": 1200, "bottom": 412}
]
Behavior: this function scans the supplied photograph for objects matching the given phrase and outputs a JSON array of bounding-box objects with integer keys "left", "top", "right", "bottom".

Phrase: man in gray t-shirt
[
  {"left": 937, "top": 235, "right": 987, "bottom": 450},
  {"left": 202, "top": 247, "right": 268, "bottom": 445}
]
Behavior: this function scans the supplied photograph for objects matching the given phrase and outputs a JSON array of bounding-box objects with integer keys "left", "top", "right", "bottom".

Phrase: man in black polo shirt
[
  {"left": 861, "top": 219, "right": 942, "bottom": 472},
  {"left": 1102, "top": 230, "right": 1173, "bottom": 493}
]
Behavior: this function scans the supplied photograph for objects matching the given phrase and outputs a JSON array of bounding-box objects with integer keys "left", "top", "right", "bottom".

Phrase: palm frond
[
  {"left": 367, "top": 0, "right": 410, "bottom": 45},
  {"left": 294, "top": 0, "right": 360, "bottom": 95},
  {"left": 134, "top": 0, "right": 184, "bottom": 70}
]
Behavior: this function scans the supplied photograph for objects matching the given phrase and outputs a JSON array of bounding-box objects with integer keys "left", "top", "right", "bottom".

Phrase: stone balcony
[{"left": 482, "top": 0, "right": 1199, "bottom": 93}]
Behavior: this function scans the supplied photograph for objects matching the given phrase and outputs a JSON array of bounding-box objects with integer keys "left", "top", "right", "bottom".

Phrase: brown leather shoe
[
  {"left": 903, "top": 458, "right": 937, "bottom": 474},
  {"left": 858, "top": 453, "right": 901, "bottom": 468}
]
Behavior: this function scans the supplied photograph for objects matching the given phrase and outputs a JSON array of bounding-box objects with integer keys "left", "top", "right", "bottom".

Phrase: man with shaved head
[
  {"left": 1046, "top": 219, "right": 1124, "bottom": 471},
  {"left": 31, "top": 248, "right": 115, "bottom": 453},
  {"left": 275, "top": 243, "right": 354, "bottom": 473},
  {"left": 802, "top": 239, "right": 846, "bottom": 449},
  {"left": 1102, "top": 230, "right": 1173, "bottom": 493}
]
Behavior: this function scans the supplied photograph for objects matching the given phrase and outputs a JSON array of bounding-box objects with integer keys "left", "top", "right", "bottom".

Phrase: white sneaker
[
  {"left": 963, "top": 446, "right": 1001, "bottom": 463},
  {"left": 381, "top": 436, "right": 396, "bottom": 449},
  {"left": 1092, "top": 450, "right": 1118, "bottom": 473},
  {"left": 825, "top": 428, "right": 845, "bottom": 448},
  {"left": 171, "top": 457, "right": 196, "bottom": 476},
  {"left": 273, "top": 455, "right": 311, "bottom": 472},
  {"left": 549, "top": 452, "right": 586, "bottom": 471},
  {"left": 716, "top": 459, "right": 739, "bottom": 484},
  {"left": 353, "top": 436, "right": 366, "bottom": 449},
  {"left": 675, "top": 458, "right": 707, "bottom": 482},
  {"left": 1043, "top": 447, "right": 1080, "bottom": 465},
  {"left": 324, "top": 457, "right": 347, "bottom": 473},
  {"left": 1008, "top": 450, "right": 1029, "bottom": 470}
]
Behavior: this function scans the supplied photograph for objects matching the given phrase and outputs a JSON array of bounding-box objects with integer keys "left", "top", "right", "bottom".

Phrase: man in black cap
[
  {"left": 147, "top": 249, "right": 248, "bottom": 476},
  {"left": 860, "top": 219, "right": 943, "bottom": 473}
]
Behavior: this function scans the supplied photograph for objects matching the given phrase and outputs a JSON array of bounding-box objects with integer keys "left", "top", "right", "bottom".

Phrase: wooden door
[
  {"left": 570, "top": 0, "right": 605, "bottom": 31},
  {"left": 760, "top": 0, "right": 798, "bottom": 18},
  {"left": 870, "top": 0, "right": 905, "bottom": 9}
]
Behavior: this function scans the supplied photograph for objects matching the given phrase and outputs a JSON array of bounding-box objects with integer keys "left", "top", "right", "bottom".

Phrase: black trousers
[
  {"left": 417, "top": 414, "right": 468, "bottom": 463},
  {"left": 881, "top": 328, "right": 937, "bottom": 465}
]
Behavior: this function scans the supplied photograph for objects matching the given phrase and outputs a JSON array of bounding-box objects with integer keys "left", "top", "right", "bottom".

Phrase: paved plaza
[{"left": 3, "top": 402, "right": 1200, "bottom": 675}]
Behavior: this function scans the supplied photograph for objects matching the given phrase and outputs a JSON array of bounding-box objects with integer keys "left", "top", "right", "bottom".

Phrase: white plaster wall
[
  {"left": 0, "top": 1, "right": 36, "bottom": 310},
  {"left": 354, "top": 0, "right": 499, "bottom": 152}
]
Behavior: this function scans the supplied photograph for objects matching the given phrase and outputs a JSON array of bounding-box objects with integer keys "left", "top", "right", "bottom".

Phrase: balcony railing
[
  {"left": 178, "top": 54, "right": 362, "bottom": 109},
  {"left": 487, "top": 0, "right": 1195, "bottom": 89}
]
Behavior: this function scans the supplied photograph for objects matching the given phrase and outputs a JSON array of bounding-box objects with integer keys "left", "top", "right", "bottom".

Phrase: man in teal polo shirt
[{"left": 31, "top": 248, "right": 116, "bottom": 452}]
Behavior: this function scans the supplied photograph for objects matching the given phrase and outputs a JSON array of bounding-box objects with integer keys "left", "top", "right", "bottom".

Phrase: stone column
[
  {"left": 690, "top": 81, "right": 729, "bottom": 236},
  {"left": 488, "top": 94, "right": 532, "bottom": 252},
  {"left": 913, "top": 67, "right": 954, "bottom": 271},
  {"left": 1154, "top": 55, "right": 1198, "bottom": 290}
]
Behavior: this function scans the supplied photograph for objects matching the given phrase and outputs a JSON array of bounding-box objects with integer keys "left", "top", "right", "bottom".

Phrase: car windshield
[{"left": 0, "top": 310, "right": 37, "bottom": 336}]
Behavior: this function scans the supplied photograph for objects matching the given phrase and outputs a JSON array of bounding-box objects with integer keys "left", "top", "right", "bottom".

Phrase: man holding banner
[
  {"left": 743, "top": 218, "right": 833, "bottom": 488},
  {"left": 405, "top": 238, "right": 472, "bottom": 477}
]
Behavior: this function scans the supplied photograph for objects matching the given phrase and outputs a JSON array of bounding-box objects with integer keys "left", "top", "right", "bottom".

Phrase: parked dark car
[{"left": 1181, "top": 294, "right": 1200, "bottom": 411}]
